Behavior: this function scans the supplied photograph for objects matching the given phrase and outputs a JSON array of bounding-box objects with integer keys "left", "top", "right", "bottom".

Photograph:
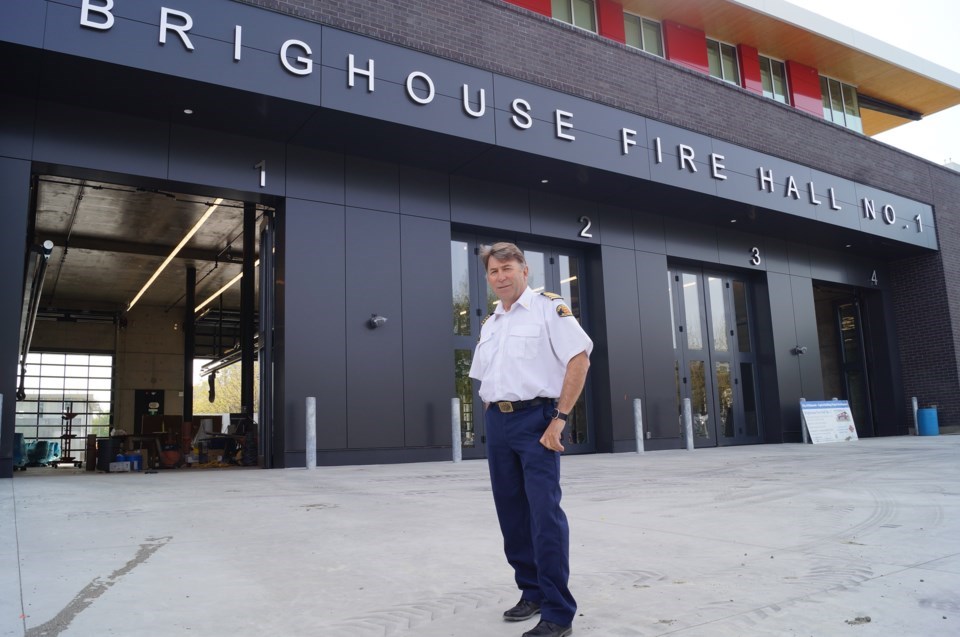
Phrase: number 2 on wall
[{"left": 579, "top": 216, "right": 593, "bottom": 238}]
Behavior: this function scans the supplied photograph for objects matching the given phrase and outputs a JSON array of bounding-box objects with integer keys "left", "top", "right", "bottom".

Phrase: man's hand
[{"left": 540, "top": 419, "right": 566, "bottom": 452}]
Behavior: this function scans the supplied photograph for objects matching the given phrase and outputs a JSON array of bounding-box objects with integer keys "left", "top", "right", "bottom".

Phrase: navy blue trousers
[{"left": 486, "top": 402, "right": 576, "bottom": 626}]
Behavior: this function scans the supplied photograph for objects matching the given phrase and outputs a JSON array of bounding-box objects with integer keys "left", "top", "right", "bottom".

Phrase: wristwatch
[{"left": 550, "top": 408, "right": 569, "bottom": 422}]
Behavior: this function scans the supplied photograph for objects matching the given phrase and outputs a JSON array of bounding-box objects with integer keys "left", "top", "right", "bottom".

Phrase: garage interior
[{"left": 14, "top": 173, "right": 269, "bottom": 472}]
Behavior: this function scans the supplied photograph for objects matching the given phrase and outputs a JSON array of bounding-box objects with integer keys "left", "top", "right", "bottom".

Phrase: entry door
[
  {"left": 835, "top": 300, "right": 875, "bottom": 436},
  {"left": 669, "top": 267, "right": 762, "bottom": 447},
  {"left": 451, "top": 235, "right": 594, "bottom": 458}
]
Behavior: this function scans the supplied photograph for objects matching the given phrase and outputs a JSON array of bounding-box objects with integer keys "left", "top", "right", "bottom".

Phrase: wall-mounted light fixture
[
  {"left": 127, "top": 198, "right": 223, "bottom": 311},
  {"left": 367, "top": 314, "right": 388, "bottom": 329},
  {"left": 792, "top": 345, "right": 808, "bottom": 355}
]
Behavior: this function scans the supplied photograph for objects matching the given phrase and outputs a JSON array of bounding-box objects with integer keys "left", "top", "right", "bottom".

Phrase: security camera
[{"left": 368, "top": 314, "right": 388, "bottom": 329}]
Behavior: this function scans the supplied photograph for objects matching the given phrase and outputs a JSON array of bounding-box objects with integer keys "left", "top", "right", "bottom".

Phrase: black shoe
[
  {"left": 522, "top": 619, "right": 573, "bottom": 637},
  {"left": 503, "top": 598, "right": 541, "bottom": 622}
]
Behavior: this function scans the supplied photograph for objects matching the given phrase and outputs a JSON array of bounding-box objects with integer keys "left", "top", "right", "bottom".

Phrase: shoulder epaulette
[{"left": 540, "top": 291, "right": 563, "bottom": 301}]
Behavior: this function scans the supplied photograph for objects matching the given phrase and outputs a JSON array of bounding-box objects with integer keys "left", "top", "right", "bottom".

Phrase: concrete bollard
[
  {"left": 305, "top": 397, "right": 317, "bottom": 469},
  {"left": 633, "top": 399, "right": 644, "bottom": 454},
  {"left": 451, "top": 398, "right": 462, "bottom": 463},
  {"left": 911, "top": 396, "right": 919, "bottom": 435},
  {"left": 683, "top": 397, "right": 694, "bottom": 451}
]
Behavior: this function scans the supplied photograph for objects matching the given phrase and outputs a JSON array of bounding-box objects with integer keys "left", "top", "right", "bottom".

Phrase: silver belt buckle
[{"left": 497, "top": 401, "right": 514, "bottom": 413}]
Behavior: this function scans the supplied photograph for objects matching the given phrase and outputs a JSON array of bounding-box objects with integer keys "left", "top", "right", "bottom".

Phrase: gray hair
[{"left": 479, "top": 242, "right": 526, "bottom": 271}]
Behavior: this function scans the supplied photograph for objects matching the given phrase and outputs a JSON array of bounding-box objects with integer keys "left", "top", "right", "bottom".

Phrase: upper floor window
[
  {"left": 706, "top": 38, "right": 740, "bottom": 85},
  {"left": 624, "top": 14, "right": 663, "bottom": 57},
  {"left": 759, "top": 55, "right": 788, "bottom": 104},
  {"left": 552, "top": 0, "right": 596, "bottom": 32},
  {"left": 820, "top": 76, "right": 863, "bottom": 133}
]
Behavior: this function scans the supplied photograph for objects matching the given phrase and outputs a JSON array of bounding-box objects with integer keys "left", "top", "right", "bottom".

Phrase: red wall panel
[
  {"left": 504, "top": 0, "right": 551, "bottom": 17},
  {"left": 662, "top": 20, "right": 708, "bottom": 74},
  {"left": 738, "top": 44, "right": 763, "bottom": 95},
  {"left": 596, "top": 0, "right": 625, "bottom": 43},
  {"left": 786, "top": 60, "right": 822, "bottom": 116}
]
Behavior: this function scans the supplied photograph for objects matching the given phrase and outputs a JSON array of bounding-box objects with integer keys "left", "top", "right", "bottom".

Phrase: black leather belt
[{"left": 491, "top": 397, "right": 552, "bottom": 413}]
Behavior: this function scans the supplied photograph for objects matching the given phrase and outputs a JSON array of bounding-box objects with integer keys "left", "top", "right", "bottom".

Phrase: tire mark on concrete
[
  {"left": 317, "top": 569, "right": 667, "bottom": 636},
  {"left": 25, "top": 536, "right": 172, "bottom": 637}
]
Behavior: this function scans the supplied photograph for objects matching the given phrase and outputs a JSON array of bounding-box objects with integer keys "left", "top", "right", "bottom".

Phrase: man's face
[{"left": 486, "top": 255, "right": 528, "bottom": 307}]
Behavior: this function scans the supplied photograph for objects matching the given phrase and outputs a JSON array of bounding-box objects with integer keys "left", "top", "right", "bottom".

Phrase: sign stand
[{"left": 800, "top": 400, "right": 859, "bottom": 444}]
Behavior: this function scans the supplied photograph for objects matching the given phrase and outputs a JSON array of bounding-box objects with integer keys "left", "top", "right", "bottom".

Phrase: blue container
[{"left": 918, "top": 407, "right": 939, "bottom": 436}]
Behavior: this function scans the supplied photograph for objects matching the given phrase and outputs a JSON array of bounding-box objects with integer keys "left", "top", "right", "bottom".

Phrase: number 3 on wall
[
  {"left": 750, "top": 247, "right": 761, "bottom": 266},
  {"left": 579, "top": 216, "right": 593, "bottom": 238}
]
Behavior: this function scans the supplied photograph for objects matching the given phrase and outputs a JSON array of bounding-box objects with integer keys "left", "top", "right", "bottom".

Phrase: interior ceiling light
[
  {"left": 540, "top": 179, "right": 549, "bottom": 184},
  {"left": 183, "top": 108, "right": 194, "bottom": 114},
  {"left": 127, "top": 198, "right": 223, "bottom": 311},
  {"left": 194, "top": 259, "right": 260, "bottom": 314}
]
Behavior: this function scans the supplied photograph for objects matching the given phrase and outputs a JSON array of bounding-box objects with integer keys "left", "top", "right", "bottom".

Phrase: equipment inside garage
[{"left": 14, "top": 175, "right": 269, "bottom": 473}]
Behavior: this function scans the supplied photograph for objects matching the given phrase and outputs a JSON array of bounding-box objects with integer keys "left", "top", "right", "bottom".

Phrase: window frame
[
  {"left": 758, "top": 54, "right": 789, "bottom": 104},
  {"left": 551, "top": 0, "right": 597, "bottom": 33},
  {"left": 820, "top": 74, "right": 863, "bottom": 133},
  {"left": 706, "top": 37, "right": 741, "bottom": 86},
  {"left": 623, "top": 12, "right": 664, "bottom": 57}
]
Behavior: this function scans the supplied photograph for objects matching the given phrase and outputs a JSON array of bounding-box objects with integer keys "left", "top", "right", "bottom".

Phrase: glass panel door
[
  {"left": 519, "top": 241, "right": 593, "bottom": 453},
  {"left": 836, "top": 300, "right": 874, "bottom": 436},
  {"left": 452, "top": 235, "right": 594, "bottom": 457},
  {"left": 670, "top": 270, "right": 717, "bottom": 446},
  {"left": 670, "top": 267, "right": 762, "bottom": 447},
  {"left": 451, "top": 238, "right": 484, "bottom": 458}
]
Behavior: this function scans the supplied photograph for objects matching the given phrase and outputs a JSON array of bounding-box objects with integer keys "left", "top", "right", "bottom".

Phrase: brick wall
[{"left": 233, "top": 0, "right": 960, "bottom": 426}]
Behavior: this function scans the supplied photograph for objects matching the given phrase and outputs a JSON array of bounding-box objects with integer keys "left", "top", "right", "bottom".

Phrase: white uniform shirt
[{"left": 469, "top": 287, "right": 593, "bottom": 402}]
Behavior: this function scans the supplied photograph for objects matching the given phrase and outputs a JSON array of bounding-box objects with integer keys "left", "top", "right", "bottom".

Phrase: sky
[{"left": 786, "top": 0, "right": 959, "bottom": 167}]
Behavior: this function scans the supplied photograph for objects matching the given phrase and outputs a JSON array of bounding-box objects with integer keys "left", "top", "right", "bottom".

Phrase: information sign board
[{"left": 800, "top": 400, "right": 858, "bottom": 444}]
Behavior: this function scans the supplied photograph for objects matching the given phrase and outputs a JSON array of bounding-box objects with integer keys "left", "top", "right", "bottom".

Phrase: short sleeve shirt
[{"left": 468, "top": 287, "right": 593, "bottom": 403}]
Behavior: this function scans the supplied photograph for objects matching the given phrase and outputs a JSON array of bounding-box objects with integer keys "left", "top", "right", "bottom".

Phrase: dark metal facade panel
[
  {"left": 0, "top": 93, "right": 36, "bottom": 161},
  {"left": 450, "top": 176, "right": 530, "bottom": 233},
  {"left": 590, "top": 246, "right": 644, "bottom": 451},
  {"left": 763, "top": 237, "right": 791, "bottom": 275},
  {"left": 400, "top": 214, "right": 455, "bottom": 447},
  {"left": 717, "top": 227, "right": 767, "bottom": 272},
  {"left": 765, "top": 271, "right": 804, "bottom": 442},
  {"left": 44, "top": 0, "right": 324, "bottom": 106},
  {"left": 529, "top": 191, "right": 600, "bottom": 245},
  {"left": 345, "top": 155, "right": 399, "bottom": 213},
  {"left": 168, "top": 125, "right": 286, "bottom": 196},
  {"left": 286, "top": 146, "right": 345, "bottom": 205},
  {"left": 786, "top": 242, "right": 812, "bottom": 278},
  {"left": 664, "top": 218, "right": 720, "bottom": 263},
  {"left": 0, "top": 0, "right": 45, "bottom": 47},
  {"left": 635, "top": 250, "right": 677, "bottom": 440},
  {"left": 33, "top": 102, "right": 169, "bottom": 179},
  {"left": 282, "top": 198, "right": 348, "bottom": 452},
  {"left": 597, "top": 204, "right": 633, "bottom": 250},
  {"left": 792, "top": 276, "right": 825, "bottom": 403},
  {"left": 633, "top": 211, "right": 667, "bottom": 255},
  {"left": 0, "top": 158, "right": 34, "bottom": 478},
  {"left": 345, "top": 207, "right": 404, "bottom": 448},
  {"left": 399, "top": 167, "right": 451, "bottom": 221}
]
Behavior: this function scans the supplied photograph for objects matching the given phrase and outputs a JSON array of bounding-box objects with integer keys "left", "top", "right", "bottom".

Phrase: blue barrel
[{"left": 918, "top": 407, "right": 939, "bottom": 436}]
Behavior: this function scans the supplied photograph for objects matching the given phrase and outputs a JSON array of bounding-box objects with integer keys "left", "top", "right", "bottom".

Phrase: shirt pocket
[{"left": 507, "top": 324, "right": 541, "bottom": 359}]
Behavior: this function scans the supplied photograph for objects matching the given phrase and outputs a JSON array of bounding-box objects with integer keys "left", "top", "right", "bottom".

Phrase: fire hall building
[{"left": 2, "top": 0, "right": 959, "bottom": 477}]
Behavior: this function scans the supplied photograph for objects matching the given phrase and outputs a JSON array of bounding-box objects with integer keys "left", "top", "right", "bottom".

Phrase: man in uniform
[{"left": 469, "top": 242, "right": 592, "bottom": 637}]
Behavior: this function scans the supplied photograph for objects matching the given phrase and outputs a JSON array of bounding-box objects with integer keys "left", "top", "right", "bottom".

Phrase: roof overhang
[{"left": 618, "top": 0, "right": 960, "bottom": 135}]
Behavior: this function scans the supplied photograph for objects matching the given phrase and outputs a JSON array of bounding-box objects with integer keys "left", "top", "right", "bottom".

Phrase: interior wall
[{"left": 31, "top": 305, "right": 185, "bottom": 434}]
